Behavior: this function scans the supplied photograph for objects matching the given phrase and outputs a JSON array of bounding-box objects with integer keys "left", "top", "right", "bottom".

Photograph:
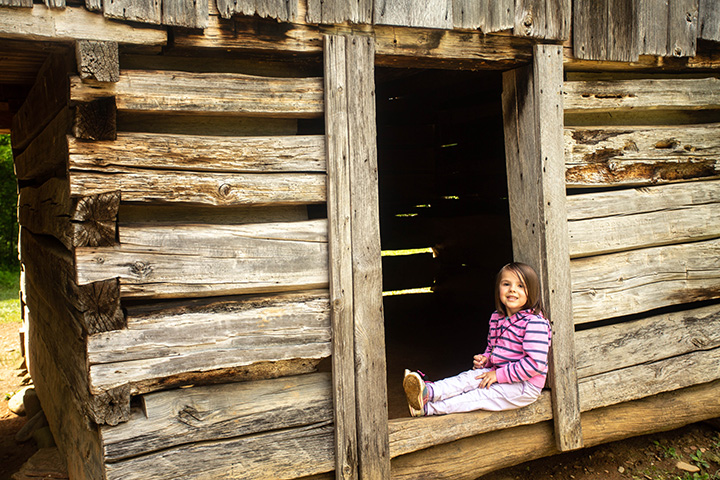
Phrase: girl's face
[{"left": 498, "top": 270, "right": 527, "bottom": 317}]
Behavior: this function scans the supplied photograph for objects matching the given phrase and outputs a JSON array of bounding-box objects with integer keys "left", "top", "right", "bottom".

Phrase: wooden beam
[
  {"left": 345, "top": 35, "right": 391, "bottom": 480},
  {"left": 390, "top": 379, "right": 720, "bottom": 480},
  {"left": 101, "top": 372, "right": 332, "bottom": 462},
  {"left": 68, "top": 133, "right": 326, "bottom": 173},
  {"left": 502, "top": 44, "right": 582, "bottom": 452},
  {"left": 571, "top": 238, "right": 720, "bottom": 323},
  {"left": 567, "top": 179, "right": 720, "bottom": 257},
  {"left": 0, "top": 3, "right": 167, "bottom": 44},
  {"left": 324, "top": 34, "right": 359, "bottom": 480},
  {"left": 75, "top": 40, "right": 119, "bottom": 82},
  {"left": 13, "top": 107, "right": 71, "bottom": 182},
  {"left": 74, "top": 96, "right": 117, "bottom": 141},
  {"left": 564, "top": 124, "right": 720, "bottom": 188},
  {"left": 70, "top": 70, "right": 324, "bottom": 117}
]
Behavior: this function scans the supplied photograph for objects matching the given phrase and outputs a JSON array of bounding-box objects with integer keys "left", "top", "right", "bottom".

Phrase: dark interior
[{"left": 375, "top": 68, "right": 514, "bottom": 418}]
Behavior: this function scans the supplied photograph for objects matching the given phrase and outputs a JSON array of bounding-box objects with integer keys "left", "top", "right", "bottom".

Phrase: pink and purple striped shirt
[{"left": 482, "top": 309, "right": 552, "bottom": 389}]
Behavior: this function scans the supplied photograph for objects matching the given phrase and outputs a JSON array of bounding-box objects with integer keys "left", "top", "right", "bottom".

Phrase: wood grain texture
[
  {"left": 217, "top": 0, "right": 297, "bottom": 21},
  {"left": 87, "top": 290, "right": 330, "bottom": 393},
  {"left": 103, "top": 0, "right": 162, "bottom": 25},
  {"left": 13, "top": 107, "right": 70, "bottom": 182},
  {"left": 571, "top": 238, "right": 720, "bottom": 323},
  {"left": 162, "top": 0, "right": 209, "bottom": 28},
  {"left": 76, "top": 220, "right": 329, "bottom": 299},
  {"left": 564, "top": 77, "right": 720, "bottom": 113},
  {"left": 74, "top": 96, "right": 117, "bottom": 141},
  {"left": 75, "top": 40, "right": 119, "bottom": 82},
  {"left": 515, "top": 0, "right": 570, "bottom": 40},
  {"left": 667, "top": 0, "right": 698, "bottom": 58},
  {"left": 68, "top": 133, "right": 326, "bottom": 173},
  {"left": 567, "top": 180, "right": 720, "bottom": 257},
  {"left": 101, "top": 373, "right": 332, "bottom": 462},
  {"left": 373, "top": 0, "right": 452, "bottom": 29},
  {"left": 70, "top": 70, "right": 324, "bottom": 117},
  {"left": 503, "top": 45, "right": 582, "bottom": 451},
  {"left": 324, "top": 34, "right": 359, "bottom": 480},
  {"left": 564, "top": 124, "right": 720, "bottom": 188},
  {"left": 306, "top": 0, "right": 372, "bottom": 24},
  {"left": 575, "top": 304, "right": 720, "bottom": 379},
  {"left": 452, "top": 0, "right": 513, "bottom": 31},
  {"left": 699, "top": 0, "right": 720, "bottom": 41},
  {"left": 637, "top": 0, "right": 670, "bottom": 56}
]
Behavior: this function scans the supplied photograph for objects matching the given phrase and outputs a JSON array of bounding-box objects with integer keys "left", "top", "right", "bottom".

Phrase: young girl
[{"left": 403, "top": 262, "right": 551, "bottom": 416}]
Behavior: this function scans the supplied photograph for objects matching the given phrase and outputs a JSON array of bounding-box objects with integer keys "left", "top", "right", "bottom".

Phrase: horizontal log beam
[
  {"left": 13, "top": 107, "right": 71, "bottom": 182},
  {"left": 70, "top": 70, "right": 324, "bottom": 118},
  {"left": 571, "top": 238, "right": 720, "bottom": 323},
  {"left": 68, "top": 133, "right": 326, "bottom": 173},
  {"left": 575, "top": 304, "right": 720, "bottom": 379},
  {"left": 87, "top": 290, "right": 331, "bottom": 393},
  {"left": 101, "top": 372, "right": 332, "bottom": 462},
  {"left": 69, "top": 170, "right": 326, "bottom": 206},
  {"left": 76, "top": 220, "right": 329, "bottom": 299},
  {"left": 567, "top": 180, "right": 720, "bottom": 257},
  {"left": 390, "top": 379, "right": 720, "bottom": 480},
  {"left": 564, "top": 77, "right": 720, "bottom": 113},
  {"left": 564, "top": 124, "right": 720, "bottom": 188}
]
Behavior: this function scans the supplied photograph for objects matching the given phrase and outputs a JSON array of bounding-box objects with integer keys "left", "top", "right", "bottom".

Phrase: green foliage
[{"left": 0, "top": 134, "right": 18, "bottom": 271}]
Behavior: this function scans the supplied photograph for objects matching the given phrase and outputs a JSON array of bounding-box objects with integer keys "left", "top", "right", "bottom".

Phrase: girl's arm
[{"left": 494, "top": 315, "right": 551, "bottom": 384}]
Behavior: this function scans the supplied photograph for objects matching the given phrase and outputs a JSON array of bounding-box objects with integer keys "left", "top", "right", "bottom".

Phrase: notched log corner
[
  {"left": 89, "top": 384, "right": 131, "bottom": 426},
  {"left": 72, "top": 191, "right": 120, "bottom": 248},
  {"left": 74, "top": 97, "right": 117, "bottom": 141},
  {"left": 77, "top": 279, "right": 126, "bottom": 335}
]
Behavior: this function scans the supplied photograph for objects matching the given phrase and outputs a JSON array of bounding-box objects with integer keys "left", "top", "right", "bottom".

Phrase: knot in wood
[
  {"left": 673, "top": 46, "right": 683, "bottom": 57},
  {"left": 523, "top": 13, "right": 533, "bottom": 33},
  {"left": 130, "top": 261, "right": 153, "bottom": 279},
  {"left": 218, "top": 183, "right": 232, "bottom": 198}
]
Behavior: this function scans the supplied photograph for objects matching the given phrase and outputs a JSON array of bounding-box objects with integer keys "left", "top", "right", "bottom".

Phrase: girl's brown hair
[{"left": 494, "top": 262, "right": 545, "bottom": 316}]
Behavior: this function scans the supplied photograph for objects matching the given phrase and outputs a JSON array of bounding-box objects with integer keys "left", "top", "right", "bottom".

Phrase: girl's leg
[
  {"left": 430, "top": 369, "right": 489, "bottom": 402},
  {"left": 426, "top": 381, "right": 541, "bottom": 415}
]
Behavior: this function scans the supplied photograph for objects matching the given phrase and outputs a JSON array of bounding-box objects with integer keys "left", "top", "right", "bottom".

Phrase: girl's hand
[
  {"left": 473, "top": 354, "right": 488, "bottom": 369},
  {"left": 475, "top": 369, "right": 497, "bottom": 389}
]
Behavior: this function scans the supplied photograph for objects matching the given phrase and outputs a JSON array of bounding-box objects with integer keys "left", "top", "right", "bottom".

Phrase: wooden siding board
[
  {"left": 452, "top": 0, "right": 513, "bottom": 31},
  {"left": 699, "top": 0, "right": 720, "bottom": 41},
  {"left": 217, "top": 0, "right": 297, "bottom": 22},
  {"left": 324, "top": 34, "right": 360, "bottom": 480},
  {"left": 638, "top": 0, "right": 670, "bottom": 56},
  {"left": 373, "top": 0, "right": 453, "bottom": 29},
  {"left": 103, "top": 0, "right": 162, "bottom": 24},
  {"left": 572, "top": 0, "right": 608, "bottom": 60},
  {"left": 307, "top": 0, "right": 372, "bottom": 24},
  {"left": 0, "top": 0, "right": 33, "bottom": 5},
  {"left": 502, "top": 45, "right": 582, "bottom": 452},
  {"left": 515, "top": 0, "right": 570, "bottom": 41},
  {"left": 667, "top": 0, "right": 698, "bottom": 57},
  {"left": 607, "top": 0, "right": 638, "bottom": 61},
  {"left": 162, "top": 0, "right": 209, "bottom": 28}
]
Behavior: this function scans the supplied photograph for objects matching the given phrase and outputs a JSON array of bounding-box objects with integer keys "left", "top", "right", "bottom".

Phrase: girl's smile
[{"left": 498, "top": 270, "right": 527, "bottom": 316}]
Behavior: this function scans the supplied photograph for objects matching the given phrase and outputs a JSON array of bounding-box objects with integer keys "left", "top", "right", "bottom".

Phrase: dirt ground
[{"left": 1, "top": 320, "right": 719, "bottom": 480}]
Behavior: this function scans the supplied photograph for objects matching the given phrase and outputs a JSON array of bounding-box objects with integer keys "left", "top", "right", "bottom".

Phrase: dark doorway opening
[{"left": 375, "top": 68, "right": 513, "bottom": 418}]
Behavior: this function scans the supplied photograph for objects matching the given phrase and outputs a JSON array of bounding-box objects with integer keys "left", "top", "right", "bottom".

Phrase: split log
[
  {"left": 19, "top": 177, "right": 119, "bottom": 250},
  {"left": 75, "top": 220, "right": 329, "bottom": 299},
  {"left": 87, "top": 290, "right": 331, "bottom": 394},
  {"left": 564, "top": 77, "right": 720, "bottom": 113},
  {"left": 13, "top": 107, "right": 71, "bottom": 182},
  {"left": 390, "top": 379, "right": 720, "bottom": 480},
  {"left": 104, "top": 421, "right": 334, "bottom": 480},
  {"left": 68, "top": 133, "right": 326, "bottom": 173},
  {"left": 575, "top": 304, "right": 720, "bottom": 379},
  {"left": 571, "top": 238, "right": 720, "bottom": 323},
  {"left": 69, "top": 169, "right": 326, "bottom": 206},
  {"left": 564, "top": 124, "right": 720, "bottom": 188},
  {"left": 101, "top": 372, "right": 332, "bottom": 462},
  {"left": 567, "top": 180, "right": 720, "bottom": 257},
  {"left": 578, "top": 347, "right": 720, "bottom": 412},
  {"left": 70, "top": 70, "right": 324, "bottom": 118}
]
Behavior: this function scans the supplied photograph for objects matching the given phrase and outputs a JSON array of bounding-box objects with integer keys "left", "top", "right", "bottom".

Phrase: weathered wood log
[
  {"left": 68, "top": 133, "right": 326, "bottom": 173},
  {"left": 564, "top": 77, "right": 720, "bottom": 113},
  {"left": 70, "top": 70, "right": 324, "bottom": 118},
  {"left": 173, "top": 15, "right": 534, "bottom": 69},
  {"left": 19, "top": 178, "right": 119, "bottom": 249},
  {"left": 101, "top": 372, "right": 332, "bottom": 462},
  {"left": 389, "top": 391, "right": 553, "bottom": 459},
  {"left": 324, "top": 34, "right": 360, "bottom": 480},
  {"left": 573, "top": 0, "right": 637, "bottom": 62},
  {"left": 162, "top": 0, "right": 209, "bottom": 28},
  {"left": 390, "top": 379, "right": 720, "bottom": 480},
  {"left": 578, "top": 347, "right": 720, "bottom": 412},
  {"left": 87, "top": 290, "right": 331, "bottom": 393},
  {"left": 567, "top": 180, "right": 720, "bottom": 257},
  {"left": 13, "top": 107, "right": 71, "bottom": 182},
  {"left": 74, "top": 97, "right": 117, "bottom": 141},
  {"left": 104, "top": 421, "right": 334, "bottom": 480},
  {"left": 11, "top": 50, "right": 73, "bottom": 151},
  {"left": 118, "top": 204, "right": 308, "bottom": 226},
  {"left": 75, "top": 40, "right": 119, "bottom": 82},
  {"left": 564, "top": 124, "right": 720, "bottom": 188},
  {"left": 116, "top": 111, "right": 299, "bottom": 136},
  {"left": 571, "top": 238, "right": 720, "bottom": 323},
  {"left": 26, "top": 309, "right": 106, "bottom": 480},
  {"left": 503, "top": 45, "right": 582, "bottom": 451},
  {"left": 69, "top": 169, "right": 326, "bottom": 206},
  {"left": 576, "top": 304, "right": 720, "bottom": 379},
  {"left": 76, "top": 220, "right": 329, "bottom": 298}
]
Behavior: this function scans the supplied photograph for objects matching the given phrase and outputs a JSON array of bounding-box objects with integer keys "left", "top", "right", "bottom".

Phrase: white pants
[{"left": 426, "top": 368, "right": 542, "bottom": 415}]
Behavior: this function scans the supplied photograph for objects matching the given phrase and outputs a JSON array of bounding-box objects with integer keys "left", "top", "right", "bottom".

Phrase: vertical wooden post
[
  {"left": 502, "top": 44, "right": 583, "bottom": 452},
  {"left": 325, "top": 34, "right": 390, "bottom": 480}
]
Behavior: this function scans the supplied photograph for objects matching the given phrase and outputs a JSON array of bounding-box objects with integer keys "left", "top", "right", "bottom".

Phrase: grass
[{"left": 0, "top": 268, "right": 21, "bottom": 324}]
